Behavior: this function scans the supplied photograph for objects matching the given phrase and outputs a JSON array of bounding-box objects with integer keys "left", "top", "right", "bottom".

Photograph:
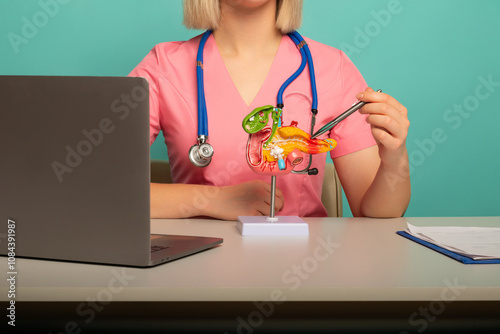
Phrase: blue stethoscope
[{"left": 189, "top": 30, "right": 319, "bottom": 175}]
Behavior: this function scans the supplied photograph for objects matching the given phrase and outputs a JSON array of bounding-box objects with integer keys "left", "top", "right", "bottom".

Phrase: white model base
[{"left": 237, "top": 216, "right": 309, "bottom": 236}]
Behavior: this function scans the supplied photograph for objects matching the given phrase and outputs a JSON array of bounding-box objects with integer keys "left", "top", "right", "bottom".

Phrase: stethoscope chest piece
[{"left": 189, "top": 141, "right": 214, "bottom": 167}]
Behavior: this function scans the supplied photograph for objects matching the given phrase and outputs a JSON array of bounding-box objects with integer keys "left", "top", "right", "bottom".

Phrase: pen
[{"left": 311, "top": 89, "right": 382, "bottom": 139}]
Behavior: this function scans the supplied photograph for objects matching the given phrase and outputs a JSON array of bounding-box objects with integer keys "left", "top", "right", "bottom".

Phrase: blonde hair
[{"left": 182, "top": 0, "right": 303, "bottom": 33}]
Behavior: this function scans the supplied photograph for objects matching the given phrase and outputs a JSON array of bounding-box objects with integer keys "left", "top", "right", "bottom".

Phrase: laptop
[{"left": 0, "top": 76, "right": 222, "bottom": 267}]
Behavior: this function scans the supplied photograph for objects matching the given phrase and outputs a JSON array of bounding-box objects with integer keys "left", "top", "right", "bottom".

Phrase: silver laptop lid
[{"left": 0, "top": 76, "right": 151, "bottom": 266}]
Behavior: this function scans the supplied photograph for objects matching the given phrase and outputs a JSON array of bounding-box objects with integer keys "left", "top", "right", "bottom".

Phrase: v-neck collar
[{"left": 207, "top": 33, "right": 286, "bottom": 109}]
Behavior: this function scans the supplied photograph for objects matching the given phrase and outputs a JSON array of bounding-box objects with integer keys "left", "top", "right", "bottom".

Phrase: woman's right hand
[{"left": 209, "top": 180, "right": 284, "bottom": 220}]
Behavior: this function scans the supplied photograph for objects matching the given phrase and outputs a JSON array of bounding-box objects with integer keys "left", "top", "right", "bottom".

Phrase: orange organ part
[{"left": 262, "top": 125, "right": 337, "bottom": 163}]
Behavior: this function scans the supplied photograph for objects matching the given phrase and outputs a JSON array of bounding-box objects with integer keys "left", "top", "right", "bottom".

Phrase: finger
[
  {"left": 275, "top": 187, "right": 284, "bottom": 210},
  {"left": 365, "top": 114, "right": 408, "bottom": 140},
  {"left": 275, "top": 186, "right": 284, "bottom": 200},
  {"left": 261, "top": 180, "right": 284, "bottom": 199},
  {"left": 263, "top": 190, "right": 283, "bottom": 206},
  {"left": 371, "top": 126, "right": 401, "bottom": 150},
  {"left": 360, "top": 102, "right": 407, "bottom": 126},
  {"left": 258, "top": 179, "right": 272, "bottom": 193},
  {"left": 256, "top": 201, "right": 271, "bottom": 216},
  {"left": 372, "top": 126, "right": 394, "bottom": 148},
  {"left": 258, "top": 180, "right": 277, "bottom": 198},
  {"left": 356, "top": 89, "right": 406, "bottom": 114},
  {"left": 273, "top": 189, "right": 284, "bottom": 211},
  {"left": 262, "top": 186, "right": 284, "bottom": 211},
  {"left": 275, "top": 196, "right": 284, "bottom": 212},
  {"left": 264, "top": 198, "right": 283, "bottom": 213},
  {"left": 252, "top": 209, "right": 266, "bottom": 216}
]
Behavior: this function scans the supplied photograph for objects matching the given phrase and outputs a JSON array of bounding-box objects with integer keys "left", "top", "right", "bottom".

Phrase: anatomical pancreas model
[{"left": 242, "top": 105, "right": 337, "bottom": 174}]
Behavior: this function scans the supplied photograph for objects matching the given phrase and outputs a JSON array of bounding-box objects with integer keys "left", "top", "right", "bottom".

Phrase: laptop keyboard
[{"left": 151, "top": 245, "right": 169, "bottom": 253}]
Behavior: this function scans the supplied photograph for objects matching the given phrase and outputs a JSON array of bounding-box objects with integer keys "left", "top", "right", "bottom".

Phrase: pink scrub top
[{"left": 129, "top": 33, "right": 376, "bottom": 217}]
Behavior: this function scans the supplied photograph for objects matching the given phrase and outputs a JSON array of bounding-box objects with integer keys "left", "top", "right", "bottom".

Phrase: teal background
[{"left": 1, "top": 0, "right": 499, "bottom": 217}]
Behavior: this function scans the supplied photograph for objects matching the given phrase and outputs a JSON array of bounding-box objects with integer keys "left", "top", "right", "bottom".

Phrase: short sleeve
[
  {"left": 329, "top": 51, "right": 376, "bottom": 158},
  {"left": 129, "top": 46, "right": 162, "bottom": 146}
]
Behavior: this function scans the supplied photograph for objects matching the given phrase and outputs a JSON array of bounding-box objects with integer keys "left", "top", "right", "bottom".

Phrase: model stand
[{"left": 237, "top": 175, "right": 309, "bottom": 236}]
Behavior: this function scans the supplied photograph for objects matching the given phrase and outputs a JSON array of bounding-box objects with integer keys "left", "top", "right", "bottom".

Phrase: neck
[{"left": 214, "top": 0, "right": 282, "bottom": 57}]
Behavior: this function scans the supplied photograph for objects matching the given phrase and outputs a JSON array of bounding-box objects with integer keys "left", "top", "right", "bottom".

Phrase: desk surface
[{"left": 2, "top": 217, "right": 500, "bottom": 302}]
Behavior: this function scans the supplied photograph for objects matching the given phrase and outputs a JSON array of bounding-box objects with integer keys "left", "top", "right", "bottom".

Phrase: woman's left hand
[{"left": 356, "top": 87, "right": 410, "bottom": 167}]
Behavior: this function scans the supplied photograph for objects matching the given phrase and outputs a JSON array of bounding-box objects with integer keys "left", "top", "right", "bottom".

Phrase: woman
[{"left": 129, "top": 0, "right": 411, "bottom": 219}]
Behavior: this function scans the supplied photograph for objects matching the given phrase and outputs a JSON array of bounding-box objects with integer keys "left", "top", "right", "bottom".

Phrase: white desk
[{"left": 2, "top": 217, "right": 499, "bottom": 333}]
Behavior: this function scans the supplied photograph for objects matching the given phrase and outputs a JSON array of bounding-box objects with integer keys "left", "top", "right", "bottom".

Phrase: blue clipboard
[{"left": 396, "top": 231, "right": 500, "bottom": 264}]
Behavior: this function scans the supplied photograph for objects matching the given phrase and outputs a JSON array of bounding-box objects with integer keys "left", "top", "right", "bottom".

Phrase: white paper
[{"left": 405, "top": 223, "right": 500, "bottom": 260}]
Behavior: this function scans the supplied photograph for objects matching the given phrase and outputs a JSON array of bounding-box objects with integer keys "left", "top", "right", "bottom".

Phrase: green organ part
[
  {"left": 242, "top": 105, "right": 282, "bottom": 148},
  {"left": 264, "top": 108, "right": 282, "bottom": 148},
  {"left": 242, "top": 105, "right": 274, "bottom": 134}
]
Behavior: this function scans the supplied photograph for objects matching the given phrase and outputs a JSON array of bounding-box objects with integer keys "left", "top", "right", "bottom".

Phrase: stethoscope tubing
[
  {"left": 196, "top": 30, "right": 212, "bottom": 137},
  {"left": 277, "top": 33, "right": 307, "bottom": 106},
  {"left": 290, "top": 31, "right": 318, "bottom": 110},
  {"left": 286, "top": 31, "right": 318, "bottom": 174}
]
